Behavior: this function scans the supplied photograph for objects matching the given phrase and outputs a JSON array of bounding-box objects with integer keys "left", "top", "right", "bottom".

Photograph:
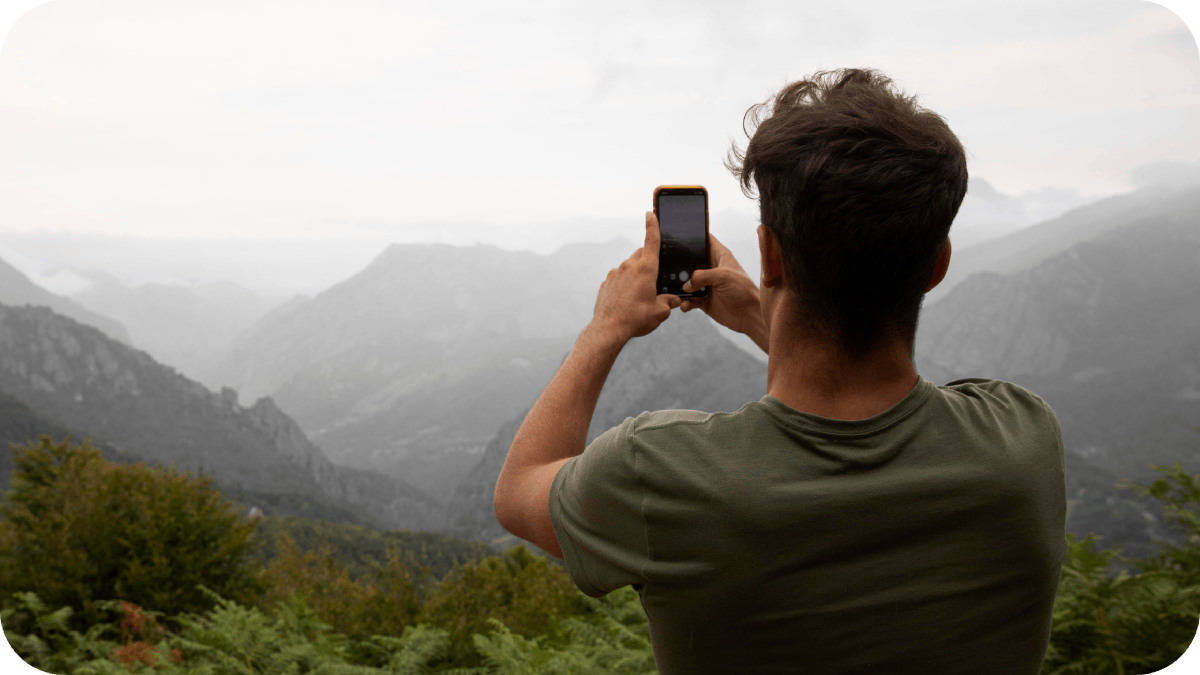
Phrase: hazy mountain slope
[
  {"left": 0, "top": 256, "right": 131, "bottom": 344},
  {"left": 446, "top": 309, "right": 768, "bottom": 544},
  {"left": 70, "top": 273, "right": 273, "bottom": 384},
  {"left": 916, "top": 203, "right": 1200, "bottom": 556},
  {"left": 0, "top": 389, "right": 76, "bottom": 491},
  {"left": 930, "top": 181, "right": 1200, "bottom": 304},
  {"left": 0, "top": 303, "right": 443, "bottom": 530},
  {"left": 208, "top": 240, "right": 633, "bottom": 502},
  {"left": 949, "top": 178, "right": 1032, "bottom": 251},
  {"left": 211, "top": 243, "right": 601, "bottom": 400}
]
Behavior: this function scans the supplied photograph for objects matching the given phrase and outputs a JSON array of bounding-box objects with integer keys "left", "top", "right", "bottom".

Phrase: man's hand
[
  {"left": 592, "top": 211, "right": 682, "bottom": 342},
  {"left": 679, "top": 233, "right": 769, "bottom": 353}
]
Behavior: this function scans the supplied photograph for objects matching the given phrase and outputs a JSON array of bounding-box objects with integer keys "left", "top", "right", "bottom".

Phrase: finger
[
  {"left": 661, "top": 294, "right": 682, "bottom": 310},
  {"left": 682, "top": 267, "right": 721, "bottom": 293},
  {"left": 705, "top": 229, "right": 724, "bottom": 258},
  {"left": 645, "top": 211, "right": 660, "bottom": 251}
]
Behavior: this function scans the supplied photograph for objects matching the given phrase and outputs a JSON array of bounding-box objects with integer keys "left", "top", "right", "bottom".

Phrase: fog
[{"left": 0, "top": 0, "right": 1196, "bottom": 302}]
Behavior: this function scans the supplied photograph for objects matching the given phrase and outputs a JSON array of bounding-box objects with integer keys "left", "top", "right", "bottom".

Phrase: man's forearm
[{"left": 496, "top": 321, "right": 626, "bottom": 506}]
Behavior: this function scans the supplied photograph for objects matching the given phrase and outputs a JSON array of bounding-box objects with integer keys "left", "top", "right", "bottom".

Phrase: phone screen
[{"left": 657, "top": 192, "right": 709, "bottom": 297}]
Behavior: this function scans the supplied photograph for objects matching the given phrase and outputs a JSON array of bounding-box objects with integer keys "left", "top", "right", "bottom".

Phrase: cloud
[{"left": 1128, "top": 159, "right": 1200, "bottom": 187}]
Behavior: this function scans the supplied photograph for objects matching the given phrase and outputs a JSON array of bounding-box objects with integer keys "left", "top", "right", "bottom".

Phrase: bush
[
  {"left": 1044, "top": 463, "right": 1200, "bottom": 674},
  {"left": 416, "top": 545, "right": 589, "bottom": 667},
  {"left": 256, "top": 531, "right": 424, "bottom": 641},
  {"left": 1, "top": 585, "right": 655, "bottom": 675},
  {"left": 0, "top": 436, "right": 261, "bottom": 628},
  {"left": 468, "top": 586, "right": 656, "bottom": 675},
  {"left": 2, "top": 588, "right": 453, "bottom": 675}
]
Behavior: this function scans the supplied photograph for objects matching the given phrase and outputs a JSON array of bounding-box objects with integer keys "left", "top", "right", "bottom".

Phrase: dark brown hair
[{"left": 727, "top": 68, "right": 968, "bottom": 361}]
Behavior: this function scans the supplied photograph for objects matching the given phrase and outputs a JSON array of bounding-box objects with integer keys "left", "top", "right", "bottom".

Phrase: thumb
[{"left": 682, "top": 267, "right": 719, "bottom": 292}]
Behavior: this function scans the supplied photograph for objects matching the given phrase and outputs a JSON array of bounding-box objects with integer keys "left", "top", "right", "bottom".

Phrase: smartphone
[{"left": 653, "top": 185, "right": 710, "bottom": 298}]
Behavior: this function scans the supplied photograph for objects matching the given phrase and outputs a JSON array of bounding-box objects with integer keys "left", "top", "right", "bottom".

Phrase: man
[{"left": 494, "top": 68, "right": 1066, "bottom": 674}]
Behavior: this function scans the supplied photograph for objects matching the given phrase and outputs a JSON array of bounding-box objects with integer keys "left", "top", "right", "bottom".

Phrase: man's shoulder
[
  {"left": 938, "top": 377, "right": 1054, "bottom": 413},
  {"left": 625, "top": 402, "right": 765, "bottom": 436}
]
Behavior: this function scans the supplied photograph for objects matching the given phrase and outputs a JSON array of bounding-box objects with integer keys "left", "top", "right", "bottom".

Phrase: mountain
[
  {"left": 916, "top": 185, "right": 1200, "bottom": 558},
  {"left": 0, "top": 389, "right": 75, "bottom": 491},
  {"left": 949, "top": 178, "right": 1033, "bottom": 251},
  {"left": 0, "top": 303, "right": 444, "bottom": 530},
  {"left": 929, "top": 180, "right": 1200, "bottom": 304},
  {"left": 0, "top": 256, "right": 131, "bottom": 344},
  {"left": 445, "top": 308, "right": 768, "bottom": 544},
  {"left": 448, "top": 184, "right": 1200, "bottom": 554},
  {"left": 207, "top": 240, "right": 633, "bottom": 503},
  {"left": 69, "top": 273, "right": 276, "bottom": 385}
]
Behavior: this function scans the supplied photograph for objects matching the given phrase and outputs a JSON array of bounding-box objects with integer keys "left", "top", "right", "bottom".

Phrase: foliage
[
  {"left": 1119, "top": 462, "right": 1200, "bottom": 586},
  {"left": 1, "top": 584, "right": 657, "bottom": 675},
  {"left": 466, "top": 586, "right": 656, "bottom": 675},
  {"left": 256, "top": 532, "right": 424, "bottom": 642},
  {"left": 253, "top": 515, "right": 495, "bottom": 581},
  {"left": 416, "top": 545, "right": 589, "bottom": 668},
  {"left": 3, "top": 587, "right": 453, "bottom": 675},
  {"left": 6, "top": 435, "right": 1200, "bottom": 675},
  {"left": 0, "top": 436, "right": 261, "bottom": 629},
  {"left": 1043, "top": 463, "right": 1200, "bottom": 675}
]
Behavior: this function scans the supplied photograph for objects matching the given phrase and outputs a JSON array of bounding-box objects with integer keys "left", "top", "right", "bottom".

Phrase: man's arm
[
  {"left": 492, "top": 325, "right": 623, "bottom": 558},
  {"left": 493, "top": 211, "right": 681, "bottom": 558}
]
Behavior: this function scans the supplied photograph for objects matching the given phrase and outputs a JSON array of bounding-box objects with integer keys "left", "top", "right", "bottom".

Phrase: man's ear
[
  {"left": 925, "top": 237, "right": 952, "bottom": 293},
  {"left": 758, "top": 225, "right": 786, "bottom": 289}
]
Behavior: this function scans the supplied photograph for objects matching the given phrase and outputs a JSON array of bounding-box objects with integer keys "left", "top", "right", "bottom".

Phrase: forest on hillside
[{"left": 2, "top": 435, "right": 1198, "bottom": 674}]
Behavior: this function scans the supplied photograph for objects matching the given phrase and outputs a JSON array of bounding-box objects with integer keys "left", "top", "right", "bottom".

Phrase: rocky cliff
[{"left": 0, "top": 303, "right": 441, "bottom": 530}]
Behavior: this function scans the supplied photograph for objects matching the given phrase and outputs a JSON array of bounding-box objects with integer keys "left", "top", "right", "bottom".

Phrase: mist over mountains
[
  {"left": 68, "top": 273, "right": 277, "bottom": 384},
  {"left": 0, "top": 178, "right": 1196, "bottom": 562},
  {"left": 0, "top": 304, "right": 442, "bottom": 530},
  {"left": 0, "top": 256, "right": 131, "bottom": 344}
]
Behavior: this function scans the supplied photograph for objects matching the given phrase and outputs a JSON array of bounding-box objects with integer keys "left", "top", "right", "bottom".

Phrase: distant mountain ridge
[
  {"left": 930, "top": 181, "right": 1200, "bottom": 304},
  {"left": 916, "top": 185, "right": 1200, "bottom": 558},
  {"left": 0, "top": 303, "right": 443, "bottom": 531},
  {"left": 207, "top": 240, "right": 634, "bottom": 503},
  {"left": 0, "top": 256, "right": 131, "bottom": 344},
  {"left": 949, "top": 178, "right": 1032, "bottom": 251},
  {"left": 67, "top": 273, "right": 275, "bottom": 385}
]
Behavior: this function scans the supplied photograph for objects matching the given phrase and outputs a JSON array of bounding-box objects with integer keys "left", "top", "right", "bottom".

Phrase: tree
[
  {"left": 0, "top": 436, "right": 261, "bottom": 627},
  {"left": 256, "top": 531, "right": 423, "bottom": 642},
  {"left": 416, "top": 545, "right": 588, "bottom": 667}
]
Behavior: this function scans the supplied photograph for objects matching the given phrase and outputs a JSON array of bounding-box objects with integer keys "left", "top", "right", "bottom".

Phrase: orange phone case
[{"left": 653, "top": 185, "right": 710, "bottom": 298}]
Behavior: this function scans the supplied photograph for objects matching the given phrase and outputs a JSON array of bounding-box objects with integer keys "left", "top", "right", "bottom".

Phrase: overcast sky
[{"left": 0, "top": 0, "right": 1197, "bottom": 293}]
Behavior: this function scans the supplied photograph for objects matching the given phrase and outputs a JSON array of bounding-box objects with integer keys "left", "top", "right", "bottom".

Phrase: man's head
[{"left": 727, "top": 68, "right": 967, "bottom": 362}]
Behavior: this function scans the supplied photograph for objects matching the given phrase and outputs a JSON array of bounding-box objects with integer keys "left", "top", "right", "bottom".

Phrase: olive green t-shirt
[{"left": 549, "top": 377, "right": 1067, "bottom": 675}]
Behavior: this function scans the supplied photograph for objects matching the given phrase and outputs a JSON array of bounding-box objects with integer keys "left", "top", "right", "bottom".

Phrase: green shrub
[
  {"left": 416, "top": 545, "right": 588, "bottom": 667},
  {"left": 2, "top": 588, "right": 453, "bottom": 675},
  {"left": 1044, "top": 463, "right": 1200, "bottom": 674},
  {"left": 256, "top": 531, "right": 424, "bottom": 642},
  {"left": 254, "top": 515, "right": 495, "bottom": 581},
  {"left": 0, "top": 436, "right": 261, "bottom": 628},
  {"left": 468, "top": 585, "right": 656, "bottom": 675},
  {"left": 1, "top": 586, "right": 655, "bottom": 675}
]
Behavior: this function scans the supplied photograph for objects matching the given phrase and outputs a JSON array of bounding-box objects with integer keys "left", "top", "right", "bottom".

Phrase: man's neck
[{"left": 766, "top": 330, "right": 919, "bottom": 422}]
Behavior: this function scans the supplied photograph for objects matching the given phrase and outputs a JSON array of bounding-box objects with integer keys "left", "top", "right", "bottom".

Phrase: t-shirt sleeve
[{"left": 549, "top": 416, "right": 650, "bottom": 597}]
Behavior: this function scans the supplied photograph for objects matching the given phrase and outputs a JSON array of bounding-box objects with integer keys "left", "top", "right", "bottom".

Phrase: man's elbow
[{"left": 493, "top": 475, "right": 523, "bottom": 538}]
